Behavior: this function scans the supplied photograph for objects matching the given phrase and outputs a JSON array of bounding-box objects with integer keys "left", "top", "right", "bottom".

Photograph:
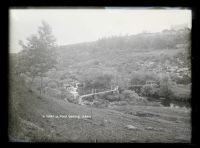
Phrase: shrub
[
  {"left": 118, "top": 86, "right": 124, "bottom": 94},
  {"left": 104, "top": 94, "right": 121, "bottom": 102},
  {"left": 67, "top": 97, "right": 79, "bottom": 104},
  {"left": 170, "top": 84, "right": 191, "bottom": 101},
  {"left": 158, "top": 75, "right": 175, "bottom": 100},
  {"left": 141, "top": 85, "right": 159, "bottom": 98},
  {"left": 92, "top": 99, "right": 108, "bottom": 108},
  {"left": 121, "top": 90, "right": 140, "bottom": 101},
  {"left": 83, "top": 96, "right": 94, "bottom": 102},
  {"left": 130, "top": 71, "right": 159, "bottom": 86},
  {"left": 129, "top": 96, "right": 149, "bottom": 106},
  {"left": 83, "top": 73, "right": 113, "bottom": 90},
  {"left": 174, "top": 74, "right": 191, "bottom": 85}
]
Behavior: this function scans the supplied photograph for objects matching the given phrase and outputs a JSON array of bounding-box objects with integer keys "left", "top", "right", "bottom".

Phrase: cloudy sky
[{"left": 9, "top": 8, "right": 191, "bottom": 53}]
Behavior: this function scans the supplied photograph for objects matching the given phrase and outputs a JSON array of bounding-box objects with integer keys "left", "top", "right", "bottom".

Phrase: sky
[{"left": 9, "top": 8, "right": 191, "bottom": 53}]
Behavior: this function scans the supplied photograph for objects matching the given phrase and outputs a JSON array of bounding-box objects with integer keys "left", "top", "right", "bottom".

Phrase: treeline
[
  {"left": 59, "top": 27, "right": 190, "bottom": 56},
  {"left": 96, "top": 28, "right": 190, "bottom": 50}
]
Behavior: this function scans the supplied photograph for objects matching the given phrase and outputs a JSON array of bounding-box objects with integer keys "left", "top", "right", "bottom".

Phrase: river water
[{"left": 147, "top": 97, "right": 191, "bottom": 109}]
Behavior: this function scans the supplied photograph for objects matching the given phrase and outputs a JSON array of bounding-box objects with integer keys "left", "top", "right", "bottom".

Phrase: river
[{"left": 147, "top": 97, "right": 191, "bottom": 109}]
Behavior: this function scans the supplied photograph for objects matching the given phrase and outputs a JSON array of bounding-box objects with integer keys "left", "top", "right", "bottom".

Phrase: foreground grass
[{"left": 9, "top": 83, "right": 191, "bottom": 143}]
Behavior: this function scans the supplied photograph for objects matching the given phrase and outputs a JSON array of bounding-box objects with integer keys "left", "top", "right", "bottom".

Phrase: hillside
[{"left": 57, "top": 28, "right": 191, "bottom": 85}]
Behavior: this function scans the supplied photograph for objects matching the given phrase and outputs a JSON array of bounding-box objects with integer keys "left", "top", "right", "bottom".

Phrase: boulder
[{"left": 126, "top": 125, "right": 138, "bottom": 130}]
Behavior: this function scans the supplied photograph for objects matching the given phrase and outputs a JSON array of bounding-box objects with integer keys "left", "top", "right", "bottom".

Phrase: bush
[
  {"left": 130, "top": 71, "right": 159, "bottom": 86},
  {"left": 170, "top": 84, "right": 191, "bottom": 101},
  {"left": 67, "top": 97, "right": 79, "bottom": 104},
  {"left": 174, "top": 74, "right": 191, "bottom": 85},
  {"left": 92, "top": 99, "right": 109, "bottom": 108},
  {"left": 118, "top": 86, "right": 124, "bottom": 94},
  {"left": 83, "top": 96, "right": 94, "bottom": 102},
  {"left": 158, "top": 75, "right": 175, "bottom": 100},
  {"left": 129, "top": 96, "right": 149, "bottom": 106},
  {"left": 83, "top": 73, "right": 113, "bottom": 90},
  {"left": 120, "top": 90, "right": 140, "bottom": 101},
  {"left": 141, "top": 85, "right": 159, "bottom": 98},
  {"left": 105, "top": 94, "right": 121, "bottom": 102}
]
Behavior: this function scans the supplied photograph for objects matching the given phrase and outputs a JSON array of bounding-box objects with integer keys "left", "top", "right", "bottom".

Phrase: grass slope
[{"left": 9, "top": 81, "right": 191, "bottom": 143}]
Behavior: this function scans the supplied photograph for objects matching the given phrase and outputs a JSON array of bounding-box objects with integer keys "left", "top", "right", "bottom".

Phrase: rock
[
  {"left": 145, "top": 127, "right": 154, "bottom": 130},
  {"left": 126, "top": 125, "right": 138, "bottom": 130},
  {"left": 145, "top": 126, "right": 163, "bottom": 131}
]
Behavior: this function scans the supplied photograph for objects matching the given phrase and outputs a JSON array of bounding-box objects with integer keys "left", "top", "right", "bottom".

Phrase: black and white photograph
[{"left": 9, "top": 8, "right": 191, "bottom": 143}]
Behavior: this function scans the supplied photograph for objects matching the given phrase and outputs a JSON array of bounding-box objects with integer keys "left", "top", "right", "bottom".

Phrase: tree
[{"left": 18, "top": 21, "right": 57, "bottom": 95}]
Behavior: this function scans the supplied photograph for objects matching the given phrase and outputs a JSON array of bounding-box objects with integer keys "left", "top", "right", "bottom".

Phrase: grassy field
[{"left": 9, "top": 82, "right": 191, "bottom": 143}]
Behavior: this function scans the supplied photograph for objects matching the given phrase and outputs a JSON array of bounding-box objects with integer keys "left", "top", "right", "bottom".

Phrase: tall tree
[{"left": 18, "top": 21, "right": 57, "bottom": 95}]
